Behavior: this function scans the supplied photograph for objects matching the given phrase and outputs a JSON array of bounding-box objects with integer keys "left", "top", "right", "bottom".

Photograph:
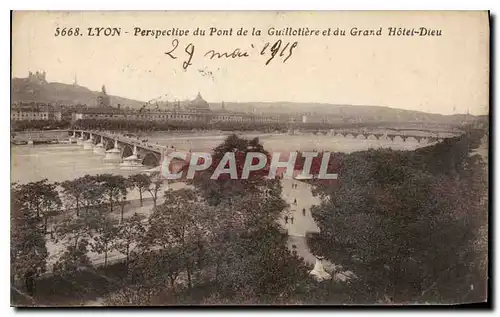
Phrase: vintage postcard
[{"left": 10, "top": 11, "right": 489, "bottom": 306}]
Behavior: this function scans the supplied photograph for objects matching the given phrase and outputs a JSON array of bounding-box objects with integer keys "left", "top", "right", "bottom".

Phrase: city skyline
[{"left": 11, "top": 71, "right": 481, "bottom": 117}]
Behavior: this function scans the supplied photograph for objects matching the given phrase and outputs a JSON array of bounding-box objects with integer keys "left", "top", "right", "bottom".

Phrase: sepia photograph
[{"left": 10, "top": 10, "right": 489, "bottom": 306}]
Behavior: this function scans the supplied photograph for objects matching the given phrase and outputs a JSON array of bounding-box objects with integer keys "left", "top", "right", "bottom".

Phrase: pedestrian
[
  {"left": 290, "top": 216, "right": 294, "bottom": 224},
  {"left": 284, "top": 215, "right": 288, "bottom": 224},
  {"left": 294, "top": 198, "right": 297, "bottom": 205},
  {"left": 302, "top": 208, "right": 306, "bottom": 216}
]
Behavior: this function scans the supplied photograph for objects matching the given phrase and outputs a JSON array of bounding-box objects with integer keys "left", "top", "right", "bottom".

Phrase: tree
[
  {"left": 204, "top": 190, "right": 310, "bottom": 304},
  {"left": 103, "top": 284, "right": 168, "bottom": 306},
  {"left": 92, "top": 215, "right": 118, "bottom": 268},
  {"left": 60, "top": 177, "right": 88, "bottom": 217},
  {"left": 128, "top": 174, "right": 150, "bottom": 207},
  {"left": 114, "top": 213, "right": 145, "bottom": 265},
  {"left": 80, "top": 175, "right": 106, "bottom": 214},
  {"left": 146, "top": 172, "right": 164, "bottom": 208},
  {"left": 130, "top": 246, "right": 183, "bottom": 294},
  {"left": 96, "top": 174, "right": 128, "bottom": 213},
  {"left": 53, "top": 210, "right": 105, "bottom": 274},
  {"left": 118, "top": 194, "right": 129, "bottom": 224},
  {"left": 11, "top": 185, "right": 48, "bottom": 296},
  {"left": 130, "top": 187, "right": 217, "bottom": 294},
  {"left": 188, "top": 135, "right": 311, "bottom": 303},
  {"left": 12, "top": 180, "right": 62, "bottom": 234}
]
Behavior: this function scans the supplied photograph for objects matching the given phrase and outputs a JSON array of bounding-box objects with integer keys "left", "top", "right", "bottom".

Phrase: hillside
[
  {"left": 210, "top": 102, "right": 476, "bottom": 125},
  {"left": 11, "top": 78, "right": 145, "bottom": 108}
]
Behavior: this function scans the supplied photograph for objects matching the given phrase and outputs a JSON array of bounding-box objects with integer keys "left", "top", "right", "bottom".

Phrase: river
[{"left": 11, "top": 132, "right": 428, "bottom": 184}]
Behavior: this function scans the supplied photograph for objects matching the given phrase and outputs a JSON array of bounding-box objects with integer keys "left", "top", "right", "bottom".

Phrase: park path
[
  {"left": 279, "top": 177, "right": 357, "bottom": 283},
  {"left": 279, "top": 178, "right": 322, "bottom": 266}
]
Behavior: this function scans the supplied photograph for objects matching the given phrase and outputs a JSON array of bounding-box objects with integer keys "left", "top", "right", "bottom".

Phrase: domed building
[{"left": 185, "top": 92, "right": 210, "bottom": 112}]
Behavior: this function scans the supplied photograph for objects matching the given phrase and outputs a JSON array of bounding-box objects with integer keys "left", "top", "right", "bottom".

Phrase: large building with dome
[{"left": 72, "top": 92, "right": 286, "bottom": 125}]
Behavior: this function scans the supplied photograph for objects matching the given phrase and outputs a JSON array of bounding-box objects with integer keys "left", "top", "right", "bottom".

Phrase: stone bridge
[
  {"left": 290, "top": 128, "right": 462, "bottom": 144},
  {"left": 65, "top": 128, "right": 462, "bottom": 166},
  {"left": 69, "top": 130, "right": 171, "bottom": 167}
]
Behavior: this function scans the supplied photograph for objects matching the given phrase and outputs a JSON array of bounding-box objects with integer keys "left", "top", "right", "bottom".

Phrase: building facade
[
  {"left": 13, "top": 91, "right": 340, "bottom": 126},
  {"left": 73, "top": 93, "right": 285, "bottom": 125},
  {"left": 11, "top": 103, "right": 62, "bottom": 121}
]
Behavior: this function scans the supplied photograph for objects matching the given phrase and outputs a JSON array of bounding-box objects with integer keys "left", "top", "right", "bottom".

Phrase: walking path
[
  {"left": 279, "top": 178, "right": 357, "bottom": 282},
  {"left": 279, "top": 179, "right": 321, "bottom": 266}
]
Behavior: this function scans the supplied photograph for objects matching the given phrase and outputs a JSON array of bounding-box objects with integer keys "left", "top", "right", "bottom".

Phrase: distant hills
[
  {"left": 212, "top": 101, "right": 476, "bottom": 125},
  {"left": 11, "top": 76, "right": 477, "bottom": 125},
  {"left": 11, "top": 77, "right": 145, "bottom": 108}
]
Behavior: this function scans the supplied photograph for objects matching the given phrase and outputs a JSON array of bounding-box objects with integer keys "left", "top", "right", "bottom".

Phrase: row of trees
[
  {"left": 11, "top": 120, "right": 71, "bottom": 131},
  {"left": 60, "top": 173, "right": 163, "bottom": 219},
  {"left": 309, "top": 127, "right": 488, "bottom": 303},
  {"left": 11, "top": 172, "right": 165, "bottom": 295},
  {"left": 12, "top": 116, "right": 455, "bottom": 135},
  {"left": 72, "top": 118, "right": 411, "bottom": 134},
  {"left": 72, "top": 118, "right": 290, "bottom": 133}
]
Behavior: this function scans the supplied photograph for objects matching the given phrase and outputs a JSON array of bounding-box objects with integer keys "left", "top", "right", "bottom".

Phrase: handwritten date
[{"left": 165, "top": 39, "right": 298, "bottom": 70}]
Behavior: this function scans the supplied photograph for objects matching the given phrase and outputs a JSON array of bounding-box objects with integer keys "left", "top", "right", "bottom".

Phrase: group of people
[
  {"left": 291, "top": 183, "right": 299, "bottom": 189},
  {"left": 284, "top": 207, "right": 307, "bottom": 225}
]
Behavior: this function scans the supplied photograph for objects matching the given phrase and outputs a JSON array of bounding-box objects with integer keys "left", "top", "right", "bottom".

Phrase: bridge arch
[
  {"left": 105, "top": 139, "right": 115, "bottom": 150},
  {"left": 392, "top": 135, "right": 403, "bottom": 143},
  {"left": 122, "top": 145, "right": 133, "bottom": 158},
  {"left": 142, "top": 153, "right": 161, "bottom": 167},
  {"left": 419, "top": 138, "right": 429, "bottom": 144},
  {"left": 405, "top": 136, "right": 418, "bottom": 144}
]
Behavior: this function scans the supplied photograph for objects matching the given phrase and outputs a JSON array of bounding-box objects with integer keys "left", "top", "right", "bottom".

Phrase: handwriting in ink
[
  {"left": 165, "top": 39, "right": 179, "bottom": 59},
  {"left": 165, "top": 39, "right": 298, "bottom": 70},
  {"left": 183, "top": 43, "right": 195, "bottom": 70},
  {"left": 204, "top": 47, "right": 250, "bottom": 60},
  {"left": 261, "top": 40, "right": 298, "bottom": 65}
]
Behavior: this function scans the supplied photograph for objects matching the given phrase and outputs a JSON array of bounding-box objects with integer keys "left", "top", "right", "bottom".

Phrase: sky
[{"left": 12, "top": 11, "right": 489, "bottom": 115}]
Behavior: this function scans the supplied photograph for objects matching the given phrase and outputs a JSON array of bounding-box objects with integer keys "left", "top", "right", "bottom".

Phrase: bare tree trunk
[
  {"left": 24, "top": 271, "right": 35, "bottom": 296},
  {"left": 186, "top": 263, "right": 192, "bottom": 291},
  {"left": 126, "top": 244, "right": 130, "bottom": 266},
  {"left": 139, "top": 190, "right": 143, "bottom": 206},
  {"left": 120, "top": 205, "right": 125, "bottom": 223},
  {"left": 44, "top": 217, "right": 48, "bottom": 234},
  {"left": 169, "top": 276, "right": 176, "bottom": 293},
  {"left": 215, "top": 260, "right": 220, "bottom": 286}
]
